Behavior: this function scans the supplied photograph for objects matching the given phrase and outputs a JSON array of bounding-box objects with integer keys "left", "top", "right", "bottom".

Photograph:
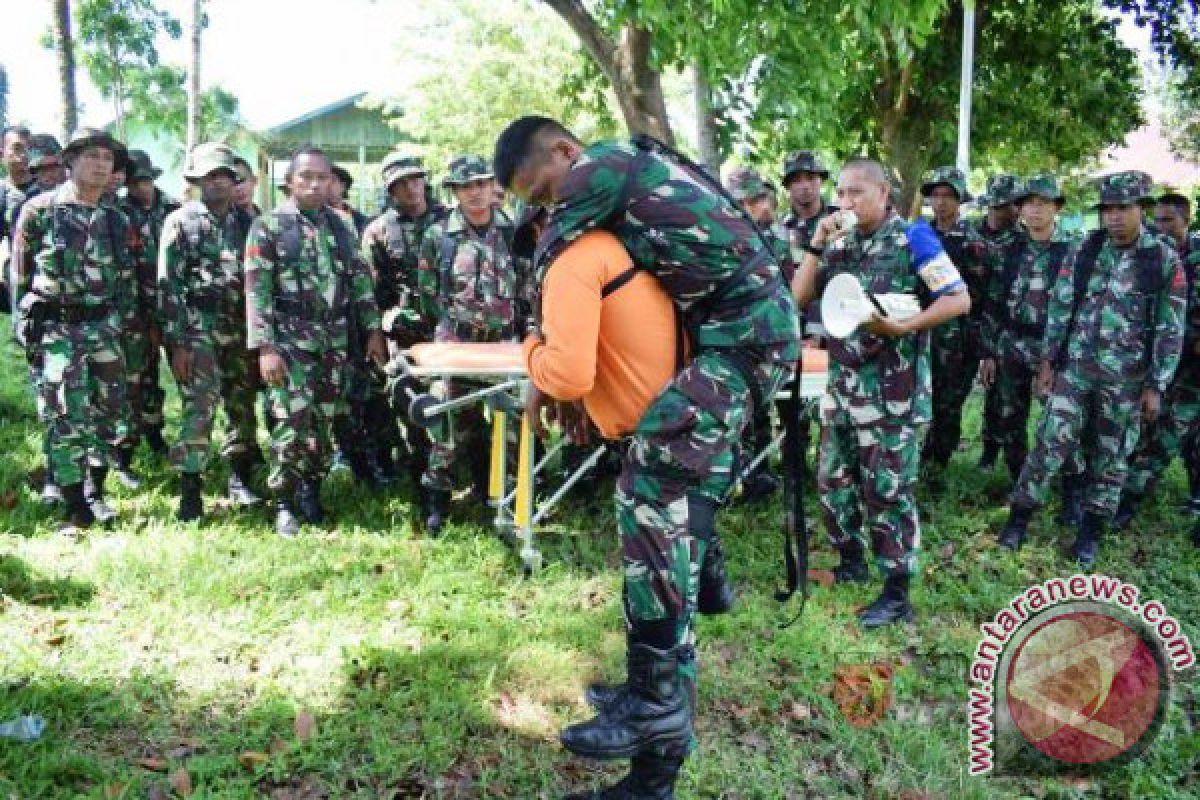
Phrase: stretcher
[{"left": 388, "top": 342, "right": 829, "bottom": 576}]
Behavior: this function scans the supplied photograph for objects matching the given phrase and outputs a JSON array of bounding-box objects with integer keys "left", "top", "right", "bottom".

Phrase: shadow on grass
[{"left": 0, "top": 554, "right": 94, "bottom": 609}]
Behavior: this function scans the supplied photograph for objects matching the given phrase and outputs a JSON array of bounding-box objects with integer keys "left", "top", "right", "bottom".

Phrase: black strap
[
  {"left": 776, "top": 350, "right": 809, "bottom": 626},
  {"left": 1056, "top": 230, "right": 1107, "bottom": 368},
  {"left": 602, "top": 264, "right": 687, "bottom": 371},
  {"left": 601, "top": 265, "right": 639, "bottom": 298}
]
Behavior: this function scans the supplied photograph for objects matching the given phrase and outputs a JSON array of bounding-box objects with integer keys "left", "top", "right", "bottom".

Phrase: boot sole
[
  {"left": 859, "top": 609, "right": 915, "bottom": 629},
  {"left": 560, "top": 730, "right": 690, "bottom": 761}
]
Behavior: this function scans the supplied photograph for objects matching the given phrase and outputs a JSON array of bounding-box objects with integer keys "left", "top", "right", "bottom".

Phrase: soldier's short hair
[
  {"left": 840, "top": 157, "right": 889, "bottom": 188},
  {"left": 1157, "top": 192, "right": 1190, "bottom": 220},
  {"left": 493, "top": 115, "right": 579, "bottom": 189},
  {"left": 284, "top": 145, "right": 332, "bottom": 183},
  {"left": 2, "top": 125, "right": 31, "bottom": 146}
]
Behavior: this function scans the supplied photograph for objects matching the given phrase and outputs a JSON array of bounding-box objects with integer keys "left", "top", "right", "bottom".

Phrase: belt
[{"left": 44, "top": 303, "right": 112, "bottom": 324}]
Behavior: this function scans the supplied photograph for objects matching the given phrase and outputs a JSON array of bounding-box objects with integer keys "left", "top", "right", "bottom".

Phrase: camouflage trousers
[
  {"left": 924, "top": 319, "right": 980, "bottom": 466},
  {"left": 122, "top": 324, "right": 166, "bottom": 443},
  {"left": 1124, "top": 379, "right": 1200, "bottom": 500},
  {"left": 818, "top": 420, "right": 922, "bottom": 577},
  {"left": 990, "top": 354, "right": 1038, "bottom": 475},
  {"left": 170, "top": 331, "right": 260, "bottom": 474},
  {"left": 39, "top": 319, "right": 131, "bottom": 486},
  {"left": 1011, "top": 370, "right": 1143, "bottom": 517},
  {"left": 263, "top": 343, "right": 346, "bottom": 491},
  {"left": 981, "top": 378, "right": 1003, "bottom": 454}
]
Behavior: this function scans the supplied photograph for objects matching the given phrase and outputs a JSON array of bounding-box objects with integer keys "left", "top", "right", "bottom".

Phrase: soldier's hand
[
  {"left": 1036, "top": 361, "right": 1055, "bottom": 397},
  {"left": 979, "top": 358, "right": 997, "bottom": 389},
  {"left": 865, "top": 311, "right": 909, "bottom": 338},
  {"left": 526, "top": 386, "right": 552, "bottom": 439},
  {"left": 366, "top": 330, "right": 388, "bottom": 367},
  {"left": 260, "top": 347, "right": 288, "bottom": 388},
  {"left": 559, "top": 401, "right": 590, "bottom": 446},
  {"left": 1141, "top": 388, "right": 1162, "bottom": 423},
  {"left": 171, "top": 345, "right": 194, "bottom": 385}
]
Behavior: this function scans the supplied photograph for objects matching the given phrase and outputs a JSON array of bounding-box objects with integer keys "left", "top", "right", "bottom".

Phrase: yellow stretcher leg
[
  {"left": 514, "top": 410, "right": 540, "bottom": 574},
  {"left": 489, "top": 409, "right": 507, "bottom": 506}
]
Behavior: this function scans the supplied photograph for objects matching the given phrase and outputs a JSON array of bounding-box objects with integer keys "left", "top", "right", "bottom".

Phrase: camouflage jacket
[
  {"left": 1044, "top": 228, "right": 1186, "bottom": 393},
  {"left": 761, "top": 221, "right": 797, "bottom": 287},
  {"left": 121, "top": 189, "right": 180, "bottom": 326},
  {"left": 534, "top": 137, "right": 800, "bottom": 361},
  {"left": 158, "top": 201, "right": 255, "bottom": 345},
  {"left": 360, "top": 202, "right": 447, "bottom": 336},
  {"left": 817, "top": 214, "right": 961, "bottom": 426},
  {"left": 244, "top": 202, "right": 380, "bottom": 352},
  {"left": 12, "top": 181, "right": 139, "bottom": 321},
  {"left": 980, "top": 225, "right": 1079, "bottom": 367},
  {"left": 418, "top": 206, "right": 517, "bottom": 341},
  {"left": 782, "top": 201, "right": 836, "bottom": 257},
  {"left": 1173, "top": 232, "right": 1200, "bottom": 382}
]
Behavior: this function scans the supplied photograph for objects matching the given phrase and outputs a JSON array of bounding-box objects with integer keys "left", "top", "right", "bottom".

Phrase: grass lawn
[{"left": 1, "top": 336, "right": 1197, "bottom": 799}]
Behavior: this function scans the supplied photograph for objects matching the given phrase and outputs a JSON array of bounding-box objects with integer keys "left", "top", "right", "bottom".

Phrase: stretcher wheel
[
  {"left": 520, "top": 548, "right": 542, "bottom": 576},
  {"left": 407, "top": 394, "right": 438, "bottom": 429}
]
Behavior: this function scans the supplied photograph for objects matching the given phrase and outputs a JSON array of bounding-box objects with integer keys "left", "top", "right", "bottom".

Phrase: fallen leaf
[
  {"left": 294, "top": 710, "right": 317, "bottom": 742},
  {"left": 168, "top": 768, "right": 193, "bottom": 797},
  {"left": 786, "top": 700, "right": 812, "bottom": 722},
  {"left": 940, "top": 542, "right": 956, "bottom": 560},
  {"left": 269, "top": 736, "right": 289, "bottom": 756},
  {"left": 104, "top": 784, "right": 124, "bottom": 799},
  {"left": 0, "top": 490, "right": 16, "bottom": 509},
  {"left": 238, "top": 751, "right": 270, "bottom": 770},
  {"left": 832, "top": 663, "right": 894, "bottom": 728},
  {"left": 136, "top": 757, "right": 168, "bottom": 772},
  {"left": 45, "top": 634, "right": 67, "bottom": 646},
  {"left": 807, "top": 569, "right": 836, "bottom": 589},
  {"left": 147, "top": 786, "right": 169, "bottom": 800}
]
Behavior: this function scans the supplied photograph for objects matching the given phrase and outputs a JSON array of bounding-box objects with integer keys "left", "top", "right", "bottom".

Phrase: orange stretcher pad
[{"left": 406, "top": 341, "right": 828, "bottom": 377}]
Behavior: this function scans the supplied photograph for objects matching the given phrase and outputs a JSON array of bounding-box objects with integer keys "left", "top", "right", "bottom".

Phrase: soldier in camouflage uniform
[
  {"left": 27, "top": 135, "right": 66, "bottom": 194},
  {"left": 11, "top": 128, "right": 138, "bottom": 531},
  {"left": 795, "top": 158, "right": 970, "bottom": 629},
  {"left": 973, "top": 174, "right": 1023, "bottom": 468},
  {"left": 361, "top": 153, "right": 448, "bottom": 491},
  {"left": 919, "top": 167, "right": 989, "bottom": 482},
  {"left": 494, "top": 116, "right": 800, "bottom": 798},
  {"left": 119, "top": 150, "right": 180, "bottom": 466},
  {"left": 978, "top": 176, "right": 1078, "bottom": 484},
  {"left": 780, "top": 150, "right": 836, "bottom": 335},
  {"left": 2, "top": 126, "right": 35, "bottom": 315},
  {"left": 159, "top": 143, "right": 264, "bottom": 522},
  {"left": 414, "top": 155, "right": 517, "bottom": 534},
  {"left": 999, "top": 172, "right": 1187, "bottom": 567},
  {"left": 244, "top": 147, "right": 386, "bottom": 537},
  {"left": 1112, "top": 193, "right": 1200, "bottom": 546}
]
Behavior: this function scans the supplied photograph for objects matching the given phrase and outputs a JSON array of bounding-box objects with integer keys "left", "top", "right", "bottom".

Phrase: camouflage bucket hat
[
  {"left": 781, "top": 149, "right": 830, "bottom": 184},
  {"left": 1017, "top": 174, "right": 1065, "bottom": 205},
  {"left": 443, "top": 154, "right": 494, "bottom": 187},
  {"left": 726, "top": 166, "right": 771, "bottom": 201},
  {"left": 126, "top": 149, "right": 162, "bottom": 181},
  {"left": 380, "top": 151, "right": 426, "bottom": 188},
  {"left": 27, "top": 134, "right": 62, "bottom": 170},
  {"left": 920, "top": 166, "right": 971, "bottom": 202},
  {"left": 184, "top": 142, "right": 240, "bottom": 182},
  {"left": 63, "top": 127, "right": 123, "bottom": 166},
  {"left": 984, "top": 174, "right": 1021, "bottom": 207},
  {"left": 1094, "top": 170, "right": 1152, "bottom": 208}
]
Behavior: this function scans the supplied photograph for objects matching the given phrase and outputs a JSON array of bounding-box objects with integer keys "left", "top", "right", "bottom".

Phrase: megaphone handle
[{"left": 865, "top": 291, "right": 889, "bottom": 317}]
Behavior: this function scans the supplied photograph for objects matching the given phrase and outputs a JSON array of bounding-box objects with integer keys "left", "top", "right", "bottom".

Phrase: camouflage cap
[
  {"left": 63, "top": 127, "right": 123, "bottom": 166},
  {"left": 126, "top": 149, "right": 162, "bottom": 181},
  {"left": 1016, "top": 174, "right": 1065, "bottom": 205},
  {"left": 725, "top": 166, "right": 772, "bottom": 201},
  {"left": 183, "top": 142, "right": 240, "bottom": 182},
  {"left": 920, "top": 166, "right": 971, "bottom": 202},
  {"left": 27, "top": 134, "right": 62, "bottom": 170},
  {"left": 443, "top": 154, "right": 494, "bottom": 187},
  {"left": 984, "top": 173, "right": 1021, "bottom": 207},
  {"left": 380, "top": 151, "right": 426, "bottom": 189},
  {"left": 1094, "top": 170, "right": 1152, "bottom": 208},
  {"left": 781, "top": 150, "right": 830, "bottom": 184}
]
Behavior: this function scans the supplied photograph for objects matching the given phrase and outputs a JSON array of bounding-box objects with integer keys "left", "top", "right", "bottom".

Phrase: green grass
[{"left": 1, "top": 335, "right": 1198, "bottom": 799}]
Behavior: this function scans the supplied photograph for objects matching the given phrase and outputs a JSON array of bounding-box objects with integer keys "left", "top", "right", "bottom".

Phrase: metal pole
[{"left": 957, "top": 0, "right": 976, "bottom": 174}]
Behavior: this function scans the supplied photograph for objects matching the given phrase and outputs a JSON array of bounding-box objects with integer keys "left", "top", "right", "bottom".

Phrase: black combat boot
[
  {"left": 560, "top": 642, "right": 692, "bottom": 761},
  {"left": 1004, "top": 449, "right": 1027, "bottom": 486},
  {"left": 696, "top": 532, "right": 735, "bottom": 615},
  {"left": 422, "top": 487, "right": 451, "bottom": 537},
  {"left": 833, "top": 539, "right": 870, "bottom": 583},
  {"left": 144, "top": 428, "right": 168, "bottom": 456},
  {"left": 294, "top": 478, "right": 325, "bottom": 525},
  {"left": 275, "top": 494, "right": 300, "bottom": 539},
  {"left": 1072, "top": 511, "right": 1104, "bottom": 569},
  {"left": 739, "top": 470, "right": 779, "bottom": 503},
  {"left": 227, "top": 455, "right": 263, "bottom": 507},
  {"left": 178, "top": 472, "right": 204, "bottom": 522},
  {"left": 859, "top": 573, "right": 914, "bottom": 628},
  {"left": 1112, "top": 491, "right": 1140, "bottom": 531},
  {"left": 86, "top": 466, "right": 116, "bottom": 524},
  {"left": 564, "top": 750, "right": 686, "bottom": 799},
  {"left": 59, "top": 482, "right": 95, "bottom": 532},
  {"left": 998, "top": 505, "right": 1033, "bottom": 550},
  {"left": 113, "top": 446, "right": 142, "bottom": 489},
  {"left": 1058, "top": 473, "right": 1084, "bottom": 527}
]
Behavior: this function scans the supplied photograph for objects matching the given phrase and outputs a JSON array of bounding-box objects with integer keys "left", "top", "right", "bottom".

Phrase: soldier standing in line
[
  {"left": 998, "top": 172, "right": 1186, "bottom": 567},
  {"left": 414, "top": 155, "right": 516, "bottom": 534},
  {"left": 11, "top": 129, "right": 138, "bottom": 531},
  {"left": 244, "top": 147, "right": 386, "bottom": 537},
  {"left": 159, "top": 143, "right": 264, "bottom": 522},
  {"left": 232, "top": 156, "right": 263, "bottom": 219},
  {"left": 2, "top": 126, "right": 35, "bottom": 315},
  {"left": 919, "top": 166, "right": 988, "bottom": 485}
]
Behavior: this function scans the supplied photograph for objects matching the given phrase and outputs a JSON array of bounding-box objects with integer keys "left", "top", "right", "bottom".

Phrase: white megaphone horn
[{"left": 820, "top": 273, "right": 922, "bottom": 339}]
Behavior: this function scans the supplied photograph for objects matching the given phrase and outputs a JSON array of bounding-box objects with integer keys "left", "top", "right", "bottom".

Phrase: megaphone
[{"left": 820, "top": 273, "right": 921, "bottom": 339}]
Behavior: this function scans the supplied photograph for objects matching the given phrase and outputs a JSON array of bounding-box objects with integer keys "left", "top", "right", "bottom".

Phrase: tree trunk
[
  {"left": 542, "top": 0, "right": 674, "bottom": 143},
  {"left": 108, "top": 35, "right": 124, "bottom": 141},
  {"left": 52, "top": 0, "right": 78, "bottom": 142},
  {"left": 186, "top": 0, "right": 203, "bottom": 152},
  {"left": 693, "top": 64, "right": 721, "bottom": 174}
]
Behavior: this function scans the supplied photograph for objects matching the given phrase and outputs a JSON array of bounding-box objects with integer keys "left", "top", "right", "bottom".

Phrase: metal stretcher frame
[{"left": 390, "top": 344, "right": 829, "bottom": 575}]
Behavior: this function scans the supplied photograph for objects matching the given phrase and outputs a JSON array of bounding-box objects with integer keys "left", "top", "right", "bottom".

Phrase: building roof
[{"left": 260, "top": 92, "right": 404, "bottom": 160}]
